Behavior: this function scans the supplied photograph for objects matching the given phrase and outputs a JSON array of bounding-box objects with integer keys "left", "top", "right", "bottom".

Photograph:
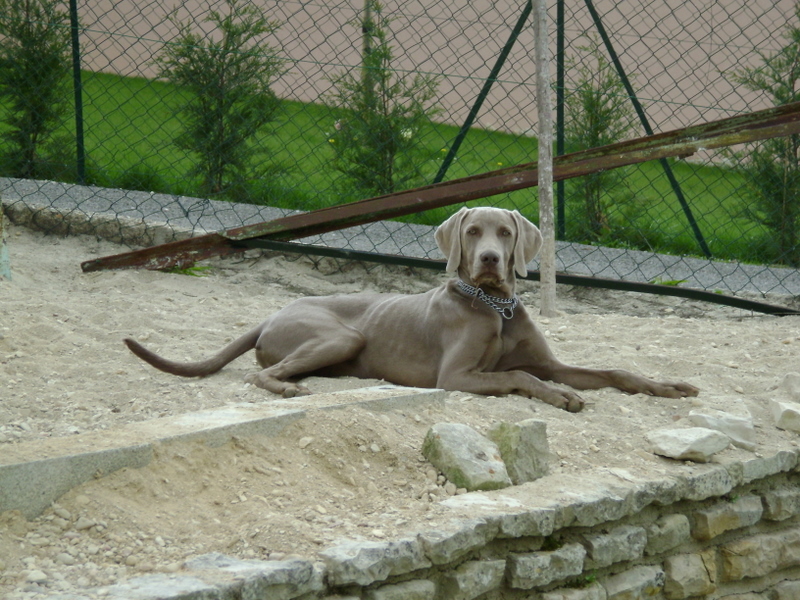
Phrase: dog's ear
[
  {"left": 511, "top": 210, "right": 542, "bottom": 277},
  {"left": 435, "top": 207, "right": 470, "bottom": 273}
]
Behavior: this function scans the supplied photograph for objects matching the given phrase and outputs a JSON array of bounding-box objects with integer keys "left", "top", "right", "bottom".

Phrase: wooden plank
[{"left": 81, "top": 101, "right": 800, "bottom": 273}]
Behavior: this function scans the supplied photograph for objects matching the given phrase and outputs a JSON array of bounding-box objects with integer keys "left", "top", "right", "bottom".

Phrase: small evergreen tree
[
  {"left": 728, "top": 2, "right": 800, "bottom": 266},
  {"left": 327, "top": 1, "right": 440, "bottom": 197},
  {"left": 564, "top": 37, "right": 639, "bottom": 243},
  {"left": 0, "top": 0, "right": 71, "bottom": 179},
  {"left": 155, "top": 0, "right": 283, "bottom": 196}
]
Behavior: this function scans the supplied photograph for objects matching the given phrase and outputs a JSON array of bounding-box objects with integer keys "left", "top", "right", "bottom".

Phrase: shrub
[
  {"left": 563, "top": 36, "right": 640, "bottom": 243},
  {"left": 154, "top": 0, "right": 283, "bottom": 197},
  {"left": 0, "top": 0, "right": 72, "bottom": 179},
  {"left": 326, "top": 0, "right": 440, "bottom": 197},
  {"left": 727, "top": 2, "right": 800, "bottom": 266}
]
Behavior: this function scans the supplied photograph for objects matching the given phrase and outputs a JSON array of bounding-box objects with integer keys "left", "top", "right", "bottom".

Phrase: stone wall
[
  {"left": 315, "top": 452, "right": 800, "bottom": 600},
  {"left": 94, "top": 449, "right": 800, "bottom": 600}
]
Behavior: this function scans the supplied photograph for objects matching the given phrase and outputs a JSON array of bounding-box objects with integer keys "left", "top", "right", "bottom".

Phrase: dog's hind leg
[{"left": 246, "top": 318, "right": 366, "bottom": 398}]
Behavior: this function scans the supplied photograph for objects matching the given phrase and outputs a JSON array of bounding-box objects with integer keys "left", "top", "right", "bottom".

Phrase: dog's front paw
[
  {"left": 282, "top": 384, "right": 312, "bottom": 398},
  {"left": 649, "top": 381, "right": 700, "bottom": 398},
  {"left": 244, "top": 371, "right": 267, "bottom": 389},
  {"left": 541, "top": 389, "right": 585, "bottom": 413}
]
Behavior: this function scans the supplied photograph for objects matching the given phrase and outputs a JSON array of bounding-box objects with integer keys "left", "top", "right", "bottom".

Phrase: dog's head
[{"left": 435, "top": 207, "right": 542, "bottom": 291}]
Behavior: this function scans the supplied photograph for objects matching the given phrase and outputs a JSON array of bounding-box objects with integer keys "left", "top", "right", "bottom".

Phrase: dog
[{"left": 124, "top": 206, "right": 698, "bottom": 412}]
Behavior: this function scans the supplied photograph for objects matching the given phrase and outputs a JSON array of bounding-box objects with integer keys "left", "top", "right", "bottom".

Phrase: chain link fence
[{"left": 1, "top": 0, "right": 799, "bottom": 298}]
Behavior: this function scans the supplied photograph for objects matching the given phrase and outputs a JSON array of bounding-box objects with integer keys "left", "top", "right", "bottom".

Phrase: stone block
[
  {"left": 681, "top": 464, "right": 734, "bottom": 501},
  {"left": 720, "top": 527, "right": 800, "bottom": 581},
  {"left": 687, "top": 409, "right": 756, "bottom": 450},
  {"left": 691, "top": 495, "right": 763, "bottom": 541},
  {"left": 552, "top": 476, "right": 633, "bottom": 528},
  {"left": 184, "top": 553, "right": 323, "bottom": 600},
  {"left": 541, "top": 582, "right": 607, "bottom": 600},
  {"left": 602, "top": 565, "right": 664, "bottom": 600},
  {"left": 422, "top": 423, "right": 511, "bottom": 491},
  {"left": 762, "top": 489, "right": 800, "bottom": 521},
  {"left": 498, "top": 506, "right": 556, "bottom": 538},
  {"left": 418, "top": 518, "right": 498, "bottom": 565},
  {"left": 487, "top": 419, "right": 550, "bottom": 484},
  {"left": 635, "top": 475, "right": 685, "bottom": 508},
  {"left": 320, "top": 538, "right": 431, "bottom": 587},
  {"left": 663, "top": 553, "right": 715, "bottom": 599},
  {"left": 646, "top": 427, "right": 730, "bottom": 462},
  {"left": 507, "top": 543, "right": 586, "bottom": 589},
  {"left": 780, "top": 372, "right": 800, "bottom": 401},
  {"left": 645, "top": 514, "right": 691, "bottom": 556},
  {"left": 773, "top": 579, "right": 800, "bottom": 600},
  {"left": 438, "top": 560, "right": 506, "bottom": 600},
  {"left": 582, "top": 525, "right": 647, "bottom": 568},
  {"left": 770, "top": 399, "right": 800, "bottom": 432},
  {"left": 738, "top": 450, "right": 798, "bottom": 484},
  {"left": 363, "top": 579, "right": 435, "bottom": 600},
  {"left": 101, "top": 574, "right": 216, "bottom": 599},
  {"left": 700, "top": 547, "right": 718, "bottom": 583}
]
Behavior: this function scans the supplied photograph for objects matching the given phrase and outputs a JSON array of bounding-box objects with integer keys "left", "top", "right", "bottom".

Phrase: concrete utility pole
[
  {"left": 361, "top": 0, "right": 374, "bottom": 87},
  {"left": 532, "top": 0, "right": 557, "bottom": 317},
  {"left": 0, "top": 208, "right": 10, "bottom": 281}
]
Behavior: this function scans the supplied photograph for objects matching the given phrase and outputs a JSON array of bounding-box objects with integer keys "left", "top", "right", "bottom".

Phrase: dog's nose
[{"left": 480, "top": 251, "right": 500, "bottom": 266}]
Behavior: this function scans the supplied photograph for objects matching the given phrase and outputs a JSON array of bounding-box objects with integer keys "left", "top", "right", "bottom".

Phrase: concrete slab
[{"left": 0, "top": 385, "right": 445, "bottom": 519}]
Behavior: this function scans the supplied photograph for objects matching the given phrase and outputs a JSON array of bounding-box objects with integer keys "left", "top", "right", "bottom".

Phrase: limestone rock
[
  {"left": 103, "top": 574, "right": 216, "bottom": 598},
  {"left": 497, "top": 506, "right": 556, "bottom": 537},
  {"left": 645, "top": 427, "right": 730, "bottom": 462},
  {"left": 774, "top": 579, "right": 800, "bottom": 600},
  {"left": 487, "top": 419, "right": 550, "bottom": 484},
  {"left": 645, "top": 514, "right": 691, "bottom": 556},
  {"left": 663, "top": 553, "right": 715, "bottom": 599},
  {"left": 422, "top": 423, "right": 511, "bottom": 491},
  {"left": 720, "top": 527, "right": 800, "bottom": 581},
  {"left": 541, "top": 583, "right": 607, "bottom": 600},
  {"left": 687, "top": 409, "right": 756, "bottom": 451},
  {"left": 418, "top": 518, "right": 498, "bottom": 565},
  {"left": 763, "top": 489, "right": 800, "bottom": 521},
  {"left": 583, "top": 525, "right": 646, "bottom": 568},
  {"left": 780, "top": 372, "right": 800, "bottom": 401},
  {"left": 681, "top": 464, "right": 734, "bottom": 501},
  {"left": 691, "top": 495, "right": 763, "bottom": 541},
  {"left": 739, "top": 450, "right": 799, "bottom": 484},
  {"left": 184, "top": 553, "right": 322, "bottom": 600},
  {"left": 320, "top": 538, "right": 431, "bottom": 587},
  {"left": 25, "top": 570, "right": 48, "bottom": 583},
  {"left": 770, "top": 398, "right": 800, "bottom": 432},
  {"left": 602, "top": 565, "right": 665, "bottom": 600},
  {"left": 507, "top": 543, "right": 586, "bottom": 589},
  {"left": 363, "top": 579, "right": 436, "bottom": 600},
  {"left": 438, "top": 560, "right": 506, "bottom": 600}
]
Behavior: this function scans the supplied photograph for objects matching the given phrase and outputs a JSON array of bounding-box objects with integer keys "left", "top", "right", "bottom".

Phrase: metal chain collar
[{"left": 456, "top": 280, "right": 519, "bottom": 320}]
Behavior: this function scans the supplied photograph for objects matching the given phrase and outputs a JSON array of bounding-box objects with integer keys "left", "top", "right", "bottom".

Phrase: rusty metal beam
[{"left": 81, "top": 101, "right": 800, "bottom": 273}]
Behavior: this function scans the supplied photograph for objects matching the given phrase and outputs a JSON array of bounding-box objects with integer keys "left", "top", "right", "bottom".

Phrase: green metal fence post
[
  {"left": 583, "top": 0, "right": 711, "bottom": 258},
  {"left": 68, "top": 0, "right": 86, "bottom": 184},
  {"left": 433, "top": 0, "right": 533, "bottom": 184}
]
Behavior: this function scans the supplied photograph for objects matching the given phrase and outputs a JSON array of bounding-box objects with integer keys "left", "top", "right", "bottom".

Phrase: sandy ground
[{"left": 1, "top": 222, "right": 800, "bottom": 597}]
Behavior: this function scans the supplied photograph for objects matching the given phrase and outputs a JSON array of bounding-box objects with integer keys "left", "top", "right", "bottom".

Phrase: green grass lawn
[{"left": 0, "top": 70, "right": 770, "bottom": 264}]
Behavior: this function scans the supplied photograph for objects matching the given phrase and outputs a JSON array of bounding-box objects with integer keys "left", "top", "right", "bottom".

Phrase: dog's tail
[{"left": 124, "top": 325, "right": 262, "bottom": 378}]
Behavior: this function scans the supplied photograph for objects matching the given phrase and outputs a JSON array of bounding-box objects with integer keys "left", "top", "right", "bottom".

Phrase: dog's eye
[
  {"left": 501, "top": 229, "right": 512, "bottom": 236},
  {"left": 466, "top": 227, "right": 478, "bottom": 235}
]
